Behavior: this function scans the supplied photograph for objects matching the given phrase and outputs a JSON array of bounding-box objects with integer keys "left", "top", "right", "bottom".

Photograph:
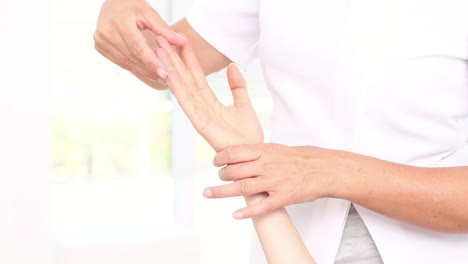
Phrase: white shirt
[{"left": 186, "top": 0, "right": 468, "bottom": 263}]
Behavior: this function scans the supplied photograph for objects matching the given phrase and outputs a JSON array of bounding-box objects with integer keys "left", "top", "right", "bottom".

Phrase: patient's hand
[
  {"left": 155, "top": 36, "right": 263, "bottom": 152},
  {"left": 155, "top": 36, "right": 315, "bottom": 264}
]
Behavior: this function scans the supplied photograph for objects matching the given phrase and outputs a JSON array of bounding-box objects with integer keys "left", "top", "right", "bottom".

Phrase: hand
[
  {"left": 206, "top": 143, "right": 358, "bottom": 219},
  {"left": 154, "top": 36, "right": 264, "bottom": 152},
  {"left": 94, "top": 0, "right": 185, "bottom": 89}
]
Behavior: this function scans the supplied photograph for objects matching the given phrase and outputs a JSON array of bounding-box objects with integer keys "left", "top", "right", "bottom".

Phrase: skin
[
  {"left": 94, "top": 0, "right": 468, "bottom": 239},
  {"left": 209, "top": 144, "right": 468, "bottom": 234},
  {"left": 94, "top": 0, "right": 230, "bottom": 89},
  {"left": 155, "top": 36, "right": 315, "bottom": 263}
]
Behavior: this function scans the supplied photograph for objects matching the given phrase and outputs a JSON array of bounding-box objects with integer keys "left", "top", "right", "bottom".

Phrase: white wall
[{"left": 0, "top": 1, "right": 54, "bottom": 263}]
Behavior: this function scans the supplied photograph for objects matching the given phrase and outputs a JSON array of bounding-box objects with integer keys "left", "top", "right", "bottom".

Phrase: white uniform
[{"left": 186, "top": 0, "right": 468, "bottom": 263}]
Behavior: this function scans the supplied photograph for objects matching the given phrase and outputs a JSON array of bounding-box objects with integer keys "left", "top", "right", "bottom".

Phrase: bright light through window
[{"left": 52, "top": 0, "right": 272, "bottom": 263}]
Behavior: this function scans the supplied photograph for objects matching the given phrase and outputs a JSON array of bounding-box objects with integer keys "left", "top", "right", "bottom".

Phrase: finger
[
  {"left": 178, "top": 34, "right": 217, "bottom": 104},
  {"left": 139, "top": 10, "right": 186, "bottom": 46},
  {"left": 94, "top": 25, "right": 157, "bottom": 79},
  {"left": 213, "top": 144, "right": 264, "bottom": 167},
  {"left": 98, "top": 26, "right": 163, "bottom": 81},
  {"left": 156, "top": 47, "right": 195, "bottom": 113},
  {"left": 118, "top": 19, "right": 168, "bottom": 80},
  {"left": 227, "top": 63, "right": 252, "bottom": 107},
  {"left": 155, "top": 36, "right": 195, "bottom": 88},
  {"left": 96, "top": 42, "right": 161, "bottom": 83},
  {"left": 134, "top": 70, "right": 168, "bottom": 89},
  {"left": 178, "top": 35, "right": 209, "bottom": 87},
  {"left": 218, "top": 161, "right": 262, "bottom": 181},
  {"left": 203, "top": 178, "right": 267, "bottom": 198},
  {"left": 232, "top": 196, "right": 283, "bottom": 219}
]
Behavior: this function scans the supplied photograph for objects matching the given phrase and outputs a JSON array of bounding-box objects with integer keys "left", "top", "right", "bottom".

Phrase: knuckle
[
  {"left": 124, "top": 59, "right": 133, "bottom": 69},
  {"left": 118, "top": 62, "right": 129, "bottom": 70},
  {"left": 289, "top": 191, "right": 299, "bottom": 204},
  {"left": 164, "top": 43, "right": 176, "bottom": 55},
  {"left": 226, "top": 146, "right": 238, "bottom": 161},
  {"left": 218, "top": 168, "right": 227, "bottom": 181},
  {"left": 111, "top": 11, "right": 134, "bottom": 27},
  {"left": 96, "top": 23, "right": 113, "bottom": 41},
  {"left": 92, "top": 32, "right": 100, "bottom": 45},
  {"left": 93, "top": 41, "right": 103, "bottom": 53},
  {"left": 263, "top": 144, "right": 275, "bottom": 155},
  {"left": 263, "top": 201, "right": 274, "bottom": 214},
  {"left": 141, "top": 13, "right": 163, "bottom": 29},
  {"left": 130, "top": 40, "right": 144, "bottom": 56},
  {"left": 239, "top": 181, "right": 249, "bottom": 195},
  {"left": 224, "top": 165, "right": 239, "bottom": 181}
]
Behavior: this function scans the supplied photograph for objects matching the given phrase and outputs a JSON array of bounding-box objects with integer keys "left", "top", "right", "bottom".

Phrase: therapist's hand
[
  {"left": 155, "top": 36, "right": 264, "bottom": 152},
  {"left": 94, "top": 0, "right": 185, "bottom": 89},
  {"left": 207, "top": 144, "right": 362, "bottom": 219}
]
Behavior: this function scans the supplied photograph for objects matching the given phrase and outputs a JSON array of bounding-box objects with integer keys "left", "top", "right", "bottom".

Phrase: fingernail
[
  {"left": 229, "top": 62, "right": 239, "bottom": 70},
  {"left": 229, "top": 63, "right": 245, "bottom": 76},
  {"left": 233, "top": 212, "right": 244, "bottom": 220},
  {"left": 157, "top": 78, "right": 167, "bottom": 86},
  {"left": 157, "top": 68, "right": 168, "bottom": 79},
  {"left": 176, "top": 32, "right": 185, "bottom": 40},
  {"left": 203, "top": 189, "right": 212, "bottom": 198}
]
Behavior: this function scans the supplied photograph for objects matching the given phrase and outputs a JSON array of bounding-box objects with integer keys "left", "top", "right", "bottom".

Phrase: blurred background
[{"left": 1, "top": 0, "right": 272, "bottom": 263}]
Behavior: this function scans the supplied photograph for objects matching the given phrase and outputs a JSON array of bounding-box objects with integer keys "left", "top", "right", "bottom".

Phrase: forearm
[
  {"left": 339, "top": 154, "right": 468, "bottom": 233},
  {"left": 171, "top": 18, "right": 231, "bottom": 75},
  {"left": 157, "top": 34, "right": 313, "bottom": 261},
  {"left": 245, "top": 194, "right": 315, "bottom": 264}
]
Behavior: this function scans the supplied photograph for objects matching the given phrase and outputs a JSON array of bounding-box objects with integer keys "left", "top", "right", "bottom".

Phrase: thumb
[{"left": 227, "top": 63, "right": 251, "bottom": 107}]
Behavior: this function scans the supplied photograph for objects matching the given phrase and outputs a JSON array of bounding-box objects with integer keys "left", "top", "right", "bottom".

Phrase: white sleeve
[{"left": 186, "top": 0, "right": 260, "bottom": 67}]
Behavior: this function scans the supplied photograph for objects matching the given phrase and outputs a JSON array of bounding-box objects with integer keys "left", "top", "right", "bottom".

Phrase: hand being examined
[
  {"left": 154, "top": 35, "right": 317, "bottom": 264},
  {"left": 155, "top": 36, "right": 263, "bottom": 152}
]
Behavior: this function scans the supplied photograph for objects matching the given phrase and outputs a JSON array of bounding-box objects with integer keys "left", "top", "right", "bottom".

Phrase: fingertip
[
  {"left": 176, "top": 32, "right": 186, "bottom": 39},
  {"left": 212, "top": 155, "right": 224, "bottom": 167},
  {"left": 227, "top": 63, "right": 246, "bottom": 89},
  {"left": 232, "top": 211, "right": 244, "bottom": 220},
  {"left": 228, "top": 63, "right": 241, "bottom": 75},
  {"left": 203, "top": 188, "right": 213, "bottom": 198},
  {"left": 175, "top": 32, "right": 187, "bottom": 43},
  {"left": 228, "top": 62, "right": 237, "bottom": 70},
  {"left": 212, "top": 157, "right": 219, "bottom": 167},
  {"left": 155, "top": 48, "right": 172, "bottom": 78},
  {"left": 160, "top": 29, "right": 186, "bottom": 45}
]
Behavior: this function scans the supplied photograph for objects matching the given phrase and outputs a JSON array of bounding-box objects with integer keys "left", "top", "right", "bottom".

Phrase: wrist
[{"left": 329, "top": 151, "right": 382, "bottom": 201}]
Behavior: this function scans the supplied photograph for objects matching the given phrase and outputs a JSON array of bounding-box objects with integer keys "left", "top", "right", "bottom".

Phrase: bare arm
[
  {"left": 171, "top": 19, "right": 231, "bottom": 75},
  {"left": 154, "top": 36, "right": 315, "bottom": 263},
  {"left": 340, "top": 156, "right": 468, "bottom": 233},
  {"left": 210, "top": 144, "right": 468, "bottom": 234},
  {"left": 246, "top": 194, "right": 316, "bottom": 264}
]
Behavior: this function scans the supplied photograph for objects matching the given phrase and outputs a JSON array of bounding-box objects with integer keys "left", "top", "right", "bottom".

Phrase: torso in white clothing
[{"left": 187, "top": 0, "right": 468, "bottom": 263}]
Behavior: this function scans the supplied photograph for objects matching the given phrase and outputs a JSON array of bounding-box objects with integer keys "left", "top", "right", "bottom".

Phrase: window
[{"left": 52, "top": 0, "right": 272, "bottom": 263}]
